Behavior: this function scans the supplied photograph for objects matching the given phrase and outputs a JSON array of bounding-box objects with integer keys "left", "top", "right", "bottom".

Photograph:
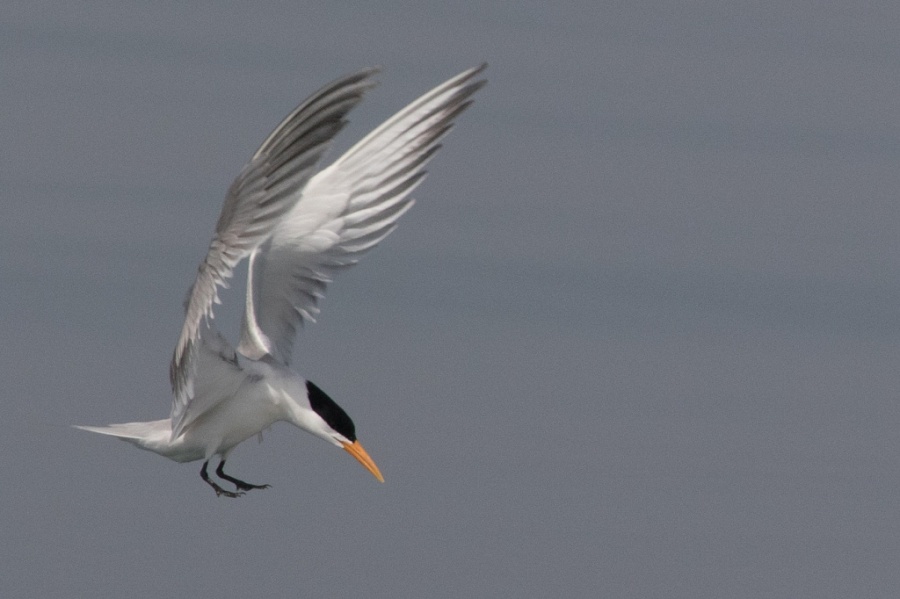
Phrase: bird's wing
[
  {"left": 237, "top": 64, "right": 487, "bottom": 364},
  {"left": 171, "top": 327, "right": 247, "bottom": 439},
  {"left": 169, "top": 69, "right": 379, "bottom": 434}
]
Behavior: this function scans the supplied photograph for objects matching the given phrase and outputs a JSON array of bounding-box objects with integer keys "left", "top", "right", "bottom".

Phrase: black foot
[
  {"left": 211, "top": 483, "right": 246, "bottom": 499},
  {"left": 200, "top": 460, "right": 246, "bottom": 498},
  {"left": 216, "top": 460, "right": 271, "bottom": 492}
]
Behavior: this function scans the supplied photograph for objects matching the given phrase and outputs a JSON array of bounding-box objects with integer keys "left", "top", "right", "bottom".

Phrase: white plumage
[{"left": 76, "top": 65, "right": 486, "bottom": 497}]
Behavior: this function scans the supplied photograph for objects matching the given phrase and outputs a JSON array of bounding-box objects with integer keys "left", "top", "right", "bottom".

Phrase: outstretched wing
[
  {"left": 237, "top": 64, "right": 487, "bottom": 365},
  {"left": 169, "top": 69, "right": 379, "bottom": 434}
]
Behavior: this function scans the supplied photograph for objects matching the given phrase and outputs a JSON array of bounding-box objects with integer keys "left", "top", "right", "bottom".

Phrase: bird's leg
[
  {"left": 216, "top": 459, "right": 271, "bottom": 492},
  {"left": 200, "top": 460, "right": 245, "bottom": 498}
]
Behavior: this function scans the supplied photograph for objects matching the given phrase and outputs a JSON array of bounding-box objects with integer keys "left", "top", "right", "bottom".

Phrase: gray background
[{"left": 3, "top": 1, "right": 900, "bottom": 597}]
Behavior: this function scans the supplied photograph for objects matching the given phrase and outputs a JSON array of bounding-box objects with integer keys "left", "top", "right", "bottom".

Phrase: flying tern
[{"left": 76, "top": 64, "right": 486, "bottom": 497}]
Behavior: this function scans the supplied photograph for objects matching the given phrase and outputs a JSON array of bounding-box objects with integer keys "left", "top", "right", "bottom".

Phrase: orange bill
[{"left": 342, "top": 440, "right": 385, "bottom": 482}]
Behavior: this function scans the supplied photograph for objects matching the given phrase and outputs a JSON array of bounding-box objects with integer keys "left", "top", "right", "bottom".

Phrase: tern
[{"left": 76, "top": 64, "right": 486, "bottom": 497}]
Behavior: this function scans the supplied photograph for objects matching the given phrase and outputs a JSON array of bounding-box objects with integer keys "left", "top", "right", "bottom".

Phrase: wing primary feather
[
  {"left": 238, "top": 65, "right": 486, "bottom": 365},
  {"left": 338, "top": 63, "right": 485, "bottom": 167},
  {"left": 253, "top": 69, "right": 380, "bottom": 159}
]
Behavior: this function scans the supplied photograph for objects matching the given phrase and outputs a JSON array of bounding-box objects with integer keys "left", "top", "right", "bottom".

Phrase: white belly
[{"left": 194, "top": 390, "right": 280, "bottom": 456}]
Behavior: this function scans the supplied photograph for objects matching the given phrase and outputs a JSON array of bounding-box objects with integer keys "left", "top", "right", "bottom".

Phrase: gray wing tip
[
  {"left": 461, "top": 62, "right": 489, "bottom": 83},
  {"left": 357, "top": 65, "right": 382, "bottom": 77},
  {"left": 326, "top": 66, "right": 382, "bottom": 93}
]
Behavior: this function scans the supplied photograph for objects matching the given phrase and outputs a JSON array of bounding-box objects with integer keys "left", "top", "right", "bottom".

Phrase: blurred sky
[{"left": 3, "top": 2, "right": 900, "bottom": 598}]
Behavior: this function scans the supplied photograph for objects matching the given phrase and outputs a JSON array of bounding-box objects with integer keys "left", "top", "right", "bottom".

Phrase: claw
[
  {"left": 213, "top": 486, "right": 245, "bottom": 499},
  {"left": 200, "top": 459, "right": 246, "bottom": 498},
  {"left": 216, "top": 460, "right": 270, "bottom": 492}
]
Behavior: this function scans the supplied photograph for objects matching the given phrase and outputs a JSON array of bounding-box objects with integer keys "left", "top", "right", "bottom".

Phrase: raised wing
[
  {"left": 169, "top": 68, "right": 379, "bottom": 434},
  {"left": 237, "top": 64, "right": 487, "bottom": 364}
]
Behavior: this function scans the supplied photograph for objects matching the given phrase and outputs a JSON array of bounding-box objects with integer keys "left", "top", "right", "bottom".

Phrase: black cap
[{"left": 306, "top": 380, "right": 357, "bottom": 442}]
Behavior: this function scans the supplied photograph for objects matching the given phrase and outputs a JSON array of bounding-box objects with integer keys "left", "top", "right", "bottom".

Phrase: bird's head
[{"left": 304, "top": 380, "right": 384, "bottom": 482}]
